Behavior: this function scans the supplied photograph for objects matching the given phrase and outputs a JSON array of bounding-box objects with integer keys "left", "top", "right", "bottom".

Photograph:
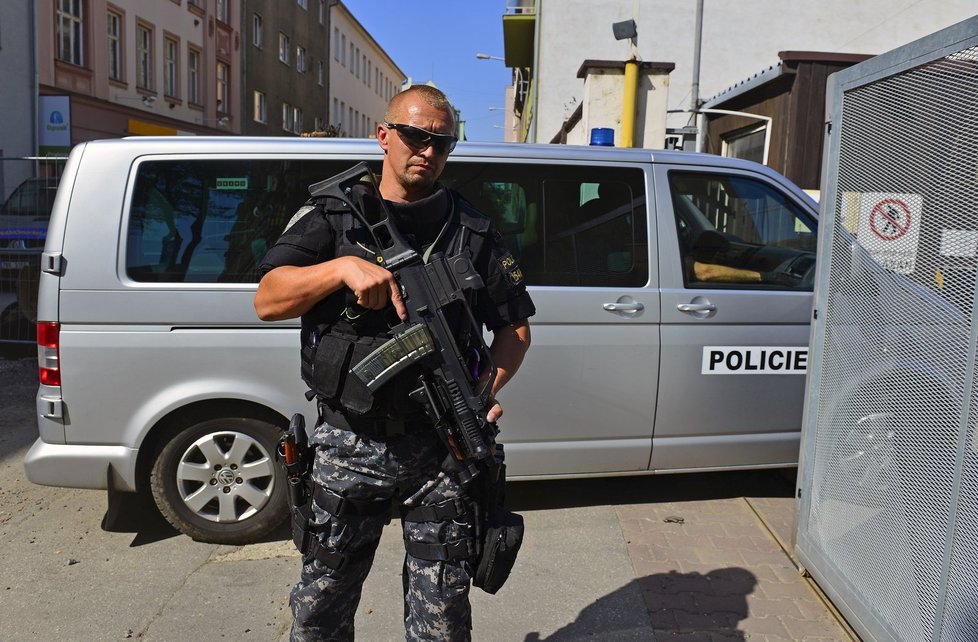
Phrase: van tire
[{"left": 150, "top": 417, "right": 288, "bottom": 544}]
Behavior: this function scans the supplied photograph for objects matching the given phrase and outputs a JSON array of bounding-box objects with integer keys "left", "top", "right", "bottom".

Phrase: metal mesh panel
[{"left": 801, "top": 41, "right": 978, "bottom": 642}]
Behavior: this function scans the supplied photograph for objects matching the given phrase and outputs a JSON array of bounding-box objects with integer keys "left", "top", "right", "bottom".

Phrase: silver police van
[{"left": 24, "top": 137, "right": 818, "bottom": 543}]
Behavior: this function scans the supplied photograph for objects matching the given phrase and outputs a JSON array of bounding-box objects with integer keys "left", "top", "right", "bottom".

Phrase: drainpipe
[
  {"left": 31, "top": 0, "right": 39, "bottom": 156},
  {"left": 692, "top": 0, "right": 705, "bottom": 151},
  {"left": 620, "top": 0, "right": 640, "bottom": 148},
  {"left": 324, "top": 0, "right": 339, "bottom": 128},
  {"left": 621, "top": 57, "right": 639, "bottom": 147}
]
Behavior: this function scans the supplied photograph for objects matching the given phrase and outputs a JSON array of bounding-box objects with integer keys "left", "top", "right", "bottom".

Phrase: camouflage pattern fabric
[{"left": 289, "top": 422, "right": 475, "bottom": 642}]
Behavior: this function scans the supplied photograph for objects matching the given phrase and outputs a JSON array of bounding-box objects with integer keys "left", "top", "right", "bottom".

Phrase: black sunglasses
[{"left": 384, "top": 122, "right": 458, "bottom": 155}]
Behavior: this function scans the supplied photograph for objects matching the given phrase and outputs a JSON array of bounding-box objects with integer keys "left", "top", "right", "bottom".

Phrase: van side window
[
  {"left": 126, "top": 160, "right": 354, "bottom": 282},
  {"left": 443, "top": 163, "right": 648, "bottom": 287},
  {"left": 669, "top": 172, "right": 816, "bottom": 290}
]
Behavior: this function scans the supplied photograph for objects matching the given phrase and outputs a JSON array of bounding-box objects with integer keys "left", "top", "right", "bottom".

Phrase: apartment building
[
  {"left": 503, "top": 0, "right": 978, "bottom": 148},
  {"left": 242, "top": 0, "right": 329, "bottom": 136},
  {"left": 328, "top": 1, "right": 404, "bottom": 138},
  {"left": 37, "top": 0, "right": 242, "bottom": 140}
]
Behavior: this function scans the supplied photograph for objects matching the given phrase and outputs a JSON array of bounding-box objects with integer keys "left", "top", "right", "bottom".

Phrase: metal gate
[
  {"left": 0, "top": 156, "right": 65, "bottom": 344},
  {"left": 796, "top": 16, "right": 978, "bottom": 642}
]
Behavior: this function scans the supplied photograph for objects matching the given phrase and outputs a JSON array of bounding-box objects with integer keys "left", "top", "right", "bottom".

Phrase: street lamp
[{"left": 475, "top": 53, "right": 505, "bottom": 61}]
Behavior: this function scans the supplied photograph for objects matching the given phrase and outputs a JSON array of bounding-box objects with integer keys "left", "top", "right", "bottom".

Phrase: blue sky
[{"left": 341, "top": 1, "right": 512, "bottom": 142}]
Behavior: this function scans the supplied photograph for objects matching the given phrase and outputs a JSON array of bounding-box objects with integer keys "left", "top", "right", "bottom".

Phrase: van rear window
[{"left": 126, "top": 159, "right": 356, "bottom": 282}]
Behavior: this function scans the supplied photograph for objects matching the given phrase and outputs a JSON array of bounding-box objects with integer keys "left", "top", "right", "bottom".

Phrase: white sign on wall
[
  {"left": 38, "top": 95, "right": 72, "bottom": 156},
  {"left": 856, "top": 192, "right": 924, "bottom": 274}
]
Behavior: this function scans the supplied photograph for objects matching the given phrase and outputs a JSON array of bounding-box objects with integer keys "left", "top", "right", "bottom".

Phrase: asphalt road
[{"left": 0, "top": 355, "right": 799, "bottom": 641}]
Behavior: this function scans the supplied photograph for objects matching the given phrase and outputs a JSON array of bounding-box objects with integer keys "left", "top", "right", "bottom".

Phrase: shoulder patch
[
  {"left": 283, "top": 205, "right": 316, "bottom": 233},
  {"left": 498, "top": 251, "right": 525, "bottom": 285}
]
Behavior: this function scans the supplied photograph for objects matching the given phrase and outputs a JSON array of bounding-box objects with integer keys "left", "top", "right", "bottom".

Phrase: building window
[
  {"left": 216, "top": 0, "right": 228, "bottom": 23},
  {"left": 188, "top": 47, "right": 200, "bottom": 104},
  {"left": 314, "top": 116, "right": 323, "bottom": 131},
  {"left": 282, "top": 102, "right": 294, "bottom": 132},
  {"left": 164, "top": 37, "right": 179, "bottom": 98},
  {"left": 339, "top": 100, "right": 345, "bottom": 131},
  {"left": 317, "top": 60, "right": 324, "bottom": 86},
  {"left": 136, "top": 25, "right": 153, "bottom": 90},
  {"left": 296, "top": 45, "right": 306, "bottom": 73},
  {"left": 252, "top": 14, "right": 262, "bottom": 48},
  {"left": 355, "top": 47, "right": 360, "bottom": 78},
  {"left": 253, "top": 90, "right": 266, "bottom": 123},
  {"left": 293, "top": 107, "right": 303, "bottom": 134},
  {"left": 341, "top": 34, "right": 346, "bottom": 66},
  {"left": 107, "top": 11, "right": 122, "bottom": 81},
  {"left": 721, "top": 124, "right": 767, "bottom": 164},
  {"left": 349, "top": 43, "right": 354, "bottom": 73},
  {"left": 334, "top": 29, "right": 339, "bottom": 60},
  {"left": 216, "top": 61, "right": 229, "bottom": 112},
  {"left": 279, "top": 33, "right": 290, "bottom": 64},
  {"left": 367, "top": 60, "right": 372, "bottom": 88},
  {"left": 56, "top": 0, "right": 85, "bottom": 66},
  {"left": 333, "top": 98, "right": 338, "bottom": 127},
  {"left": 319, "top": 0, "right": 326, "bottom": 25}
]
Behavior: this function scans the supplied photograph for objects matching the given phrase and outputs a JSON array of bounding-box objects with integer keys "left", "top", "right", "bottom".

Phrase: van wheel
[{"left": 150, "top": 417, "right": 288, "bottom": 544}]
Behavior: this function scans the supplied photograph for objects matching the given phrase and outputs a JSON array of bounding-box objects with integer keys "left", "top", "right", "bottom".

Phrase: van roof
[{"left": 101, "top": 136, "right": 768, "bottom": 172}]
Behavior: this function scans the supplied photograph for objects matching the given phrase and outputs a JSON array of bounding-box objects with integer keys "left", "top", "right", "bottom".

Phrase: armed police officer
[{"left": 254, "top": 85, "right": 534, "bottom": 641}]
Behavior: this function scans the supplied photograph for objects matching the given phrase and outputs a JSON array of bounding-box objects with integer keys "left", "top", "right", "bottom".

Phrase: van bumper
[{"left": 23, "top": 439, "right": 138, "bottom": 492}]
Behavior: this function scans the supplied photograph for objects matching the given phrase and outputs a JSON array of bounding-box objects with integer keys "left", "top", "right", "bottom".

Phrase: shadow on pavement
[
  {"left": 507, "top": 469, "right": 796, "bottom": 513},
  {"left": 101, "top": 487, "right": 293, "bottom": 547},
  {"left": 101, "top": 489, "right": 182, "bottom": 546},
  {"left": 523, "top": 567, "right": 756, "bottom": 641}
]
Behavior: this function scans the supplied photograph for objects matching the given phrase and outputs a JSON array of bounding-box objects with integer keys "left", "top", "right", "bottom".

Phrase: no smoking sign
[{"left": 857, "top": 192, "right": 923, "bottom": 274}]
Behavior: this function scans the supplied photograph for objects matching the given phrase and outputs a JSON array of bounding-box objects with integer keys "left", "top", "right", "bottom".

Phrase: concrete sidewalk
[
  {"left": 619, "top": 494, "right": 853, "bottom": 641},
  {"left": 280, "top": 471, "right": 856, "bottom": 641}
]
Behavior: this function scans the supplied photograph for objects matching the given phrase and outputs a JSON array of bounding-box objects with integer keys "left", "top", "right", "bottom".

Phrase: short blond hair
[{"left": 385, "top": 85, "right": 455, "bottom": 127}]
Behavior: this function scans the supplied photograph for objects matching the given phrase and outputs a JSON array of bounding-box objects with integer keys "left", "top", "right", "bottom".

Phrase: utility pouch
[
  {"left": 291, "top": 501, "right": 314, "bottom": 555},
  {"left": 311, "top": 334, "right": 386, "bottom": 415},
  {"left": 473, "top": 508, "right": 524, "bottom": 594},
  {"left": 473, "top": 456, "right": 524, "bottom": 594}
]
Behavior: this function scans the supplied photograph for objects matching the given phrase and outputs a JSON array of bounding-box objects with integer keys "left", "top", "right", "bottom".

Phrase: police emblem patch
[{"left": 498, "top": 253, "right": 524, "bottom": 285}]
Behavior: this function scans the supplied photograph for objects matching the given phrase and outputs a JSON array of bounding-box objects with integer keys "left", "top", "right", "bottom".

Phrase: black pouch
[
  {"left": 473, "top": 508, "right": 524, "bottom": 594},
  {"left": 291, "top": 502, "right": 314, "bottom": 556},
  {"left": 311, "top": 334, "right": 383, "bottom": 415}
]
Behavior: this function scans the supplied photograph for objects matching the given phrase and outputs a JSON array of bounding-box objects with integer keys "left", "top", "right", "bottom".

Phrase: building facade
[
  {"left": 328, "top": 2, "right": 403, "bottom": 138},
  {"left": 702, "top": 51, "right": 872, "bottom": 193},
  {"left": 503, "top": 0, "right": 978, "bottom": 148},
  {"left": 37, "top": 0, "right": 242, "bottom": 141},
  {"left": 241, "top": 0, "right": 330, "bottom": 136},
  {"left": 0, "top": 1, "right": 39, "bottom": 201}
]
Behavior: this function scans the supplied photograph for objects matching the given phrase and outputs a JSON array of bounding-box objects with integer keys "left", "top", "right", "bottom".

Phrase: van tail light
[{"left": 37, "top": 321, "right": 61, "bottom": 386}]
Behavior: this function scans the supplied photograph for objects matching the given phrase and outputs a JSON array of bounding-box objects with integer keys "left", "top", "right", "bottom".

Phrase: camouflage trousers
[{"left": 289, "top": 421, "right": 475, "bottom": 642}]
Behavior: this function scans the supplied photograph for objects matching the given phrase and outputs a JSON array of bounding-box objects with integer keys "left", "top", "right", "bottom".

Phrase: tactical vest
[{"left": 298, "top": 187, "right": 492, "bottom": 420}]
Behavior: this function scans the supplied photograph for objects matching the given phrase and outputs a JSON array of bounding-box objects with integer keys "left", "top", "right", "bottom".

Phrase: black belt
[{"left": 317, "top": 401, "right": 430, "bottom": 437}]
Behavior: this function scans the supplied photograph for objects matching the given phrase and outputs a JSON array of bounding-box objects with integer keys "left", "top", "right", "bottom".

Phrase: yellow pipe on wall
[{"left": 621, "top": 59, "right": 639, "bottom": 147}]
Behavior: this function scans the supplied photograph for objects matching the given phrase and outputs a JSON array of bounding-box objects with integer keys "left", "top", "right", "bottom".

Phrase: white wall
[
  {"left": 0, "top": 0, "right": 37, "bottom": 198},
  {"left": 534, "top": 0, "right": 977, "bottom": 143}
]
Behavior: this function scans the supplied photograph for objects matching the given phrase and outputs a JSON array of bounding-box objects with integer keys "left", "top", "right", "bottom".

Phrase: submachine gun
[{"left": 312, "top": 162, "right": 523, "bottom": 593}]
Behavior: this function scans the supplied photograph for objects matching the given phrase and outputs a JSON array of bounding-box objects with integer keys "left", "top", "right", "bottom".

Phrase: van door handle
[
  {"left": 603, "top": 302, "right": 644, "bottom": 312},
  {"left": 677, "top": 297, "right": 717, "bottom": 319},
  {"left": 676, "top": 302, "right": 716, "bottom": 312}
]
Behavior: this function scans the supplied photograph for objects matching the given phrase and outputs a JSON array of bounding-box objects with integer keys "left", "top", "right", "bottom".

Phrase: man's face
[{"left": 378, "top": 98, "right": 455, "bottom": 202}]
